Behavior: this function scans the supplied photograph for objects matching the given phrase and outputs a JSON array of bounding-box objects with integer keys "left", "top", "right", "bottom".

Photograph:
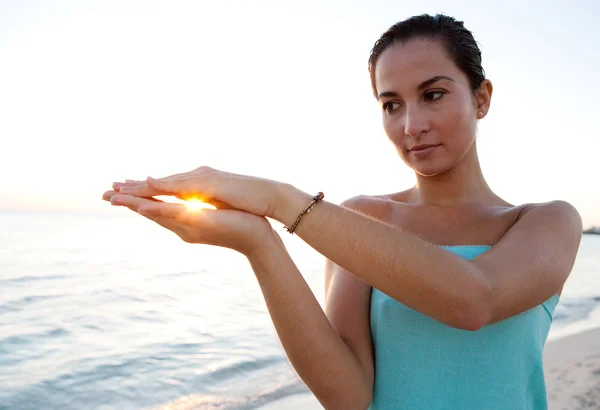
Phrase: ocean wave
[
  {"left": 0, "top": 274, "right": 68, "bottom": 285},
  {"left": 1, "top": 348, "right": 290, "bottom": 410},
  {"left": 149, "top": 380, "right": 308, "bottom": 410},
  {"left": 0, "top": 293, "right": 66, "bottom": 316},
  {"left": 553, "top": 295, "right": 600, "bottom": 323}
]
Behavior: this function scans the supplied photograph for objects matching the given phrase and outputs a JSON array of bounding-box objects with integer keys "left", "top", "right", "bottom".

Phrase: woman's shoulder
[
  {"left": 511, "top": 200, "right": 582, "bottom": 236},
  {"left": 339, "top": 192, "right": 407, "bottom": 216},
  {"left": 340, "top": 189, "right": 573, "bottom": 219},
  {"left": 338, "top": 190, "right": 419, "bottom": 223},
  {"left": 515, "top": 200, "right": 578, "bottom": 215},
  {"left": 496, "top": 200, "right": 579, "bottom": 228},
  {"left": 340, "top": 189, "right": 413, "bottom": 207}
]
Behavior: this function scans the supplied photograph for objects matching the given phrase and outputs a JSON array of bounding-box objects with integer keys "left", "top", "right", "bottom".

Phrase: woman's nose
[{"left": 403, "top": 107, "right": 430, "bottom": 138}]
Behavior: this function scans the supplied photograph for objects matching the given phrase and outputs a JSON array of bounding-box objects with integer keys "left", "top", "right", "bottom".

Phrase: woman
[{"left": 103, "top": 14, "right": 582, "bottom": 410}]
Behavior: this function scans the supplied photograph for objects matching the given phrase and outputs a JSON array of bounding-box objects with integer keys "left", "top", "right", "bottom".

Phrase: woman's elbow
[
  {"left": 451, "top": 283, "right": 492, "bottom": 331},
  {"left": 321, "top": 395, "right": 372, "bottom": 410},
  {"left": 317, "top": 384, "right": 372, "bottom": 410},
  {"left": 455, "top": 310, "right": 488, "bottom": 331}
]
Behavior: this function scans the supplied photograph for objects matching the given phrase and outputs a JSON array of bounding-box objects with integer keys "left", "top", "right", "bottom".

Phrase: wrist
[
  {"left": 270, "top": 182, "right": 313, "bottom": 226},
  {"left": 246, "top": 228, "right": 285, "bottom": 265}
]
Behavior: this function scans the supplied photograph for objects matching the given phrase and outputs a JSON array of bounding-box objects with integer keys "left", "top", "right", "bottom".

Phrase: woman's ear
[{"left": 474, "top": 79, "right": 493, "bottom": 117}]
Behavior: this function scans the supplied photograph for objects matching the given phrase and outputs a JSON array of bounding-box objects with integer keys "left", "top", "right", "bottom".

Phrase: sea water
[{"left": 1, "top": 212, "right": 598, "bottom": 409}]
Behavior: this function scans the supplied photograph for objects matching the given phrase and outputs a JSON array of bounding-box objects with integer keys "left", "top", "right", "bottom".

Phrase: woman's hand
[
  {"left": 111, "top": 166, "right": 285, "bottom": 219},
  {"left": 102, "top": 189, "right": 276, "bottom": 258}
]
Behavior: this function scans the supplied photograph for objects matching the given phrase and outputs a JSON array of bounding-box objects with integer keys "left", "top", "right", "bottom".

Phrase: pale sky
[{"left": 1, "top": 0, "right": 599, "bottom": 227}]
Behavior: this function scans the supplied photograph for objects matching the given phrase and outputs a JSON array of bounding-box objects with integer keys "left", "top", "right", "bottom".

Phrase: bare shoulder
[
  {"left": 339, "top": 190, "right": 413, "bottom": 218},
  {"left": 517, "top": 201, "right": 582, "bottom": 261},
  {"left": 473, "top": 200, "right": 582, "bottom": 317},
  {"left": 340, "top": 193, "right": 392, "bottom": 210},
  {"left": 518, "top": 199, "right": 580, "bottom": 218},
  {"left": 513, "top": 200, "right": 582, "bottom": 238},
  {"left": 483, "top": 199, "right": 582, "bottom": 264}
]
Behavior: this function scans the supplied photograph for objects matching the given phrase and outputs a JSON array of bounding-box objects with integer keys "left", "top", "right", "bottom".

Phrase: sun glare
[
  {"left": 184, "top": 198, "right": 215, "bottom": 212},
  {"left": 154, "top": 196, "right": 216, "bottom": 212}
]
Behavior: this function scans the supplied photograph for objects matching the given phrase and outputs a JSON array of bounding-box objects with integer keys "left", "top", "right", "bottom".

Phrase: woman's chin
[
  {"left": 398, "top": 152, "right": 454, "bottom": 177},
  {"left": 410, "top": 162, "right": 451, "bottom": 177}
]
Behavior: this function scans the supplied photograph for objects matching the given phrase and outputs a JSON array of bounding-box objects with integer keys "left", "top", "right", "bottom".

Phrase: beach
[
  {"left": 545, "top": 327, "right": 600, "bottom": 409},
  {"left": 1, "top": 213, "right": 599, "bottom": 410},
  {"left": 258, "top": 327, "right": 600, "bottom": 410}
]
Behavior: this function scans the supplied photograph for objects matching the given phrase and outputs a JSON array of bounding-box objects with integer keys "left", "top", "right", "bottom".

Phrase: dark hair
[{"left": 368, "top": 14, "right": 486, "bottom": 97}]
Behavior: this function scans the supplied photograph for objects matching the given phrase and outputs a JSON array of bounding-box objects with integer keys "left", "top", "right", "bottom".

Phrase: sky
[{"left": 1, "top": 0, "right": 599, "bottom": 227}]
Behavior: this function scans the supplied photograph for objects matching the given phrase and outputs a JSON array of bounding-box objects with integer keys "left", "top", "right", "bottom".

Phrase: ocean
[{"left": 1, "top": 211, "right": 599, "bottom": 410}]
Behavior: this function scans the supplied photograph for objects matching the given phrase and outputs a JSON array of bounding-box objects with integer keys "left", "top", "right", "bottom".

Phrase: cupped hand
[
  {"left": 102, "top": 189, "right": 276, "bottom": 257},
  {"left": 111, "top": 166, "right": 284, "bottom": 218}
]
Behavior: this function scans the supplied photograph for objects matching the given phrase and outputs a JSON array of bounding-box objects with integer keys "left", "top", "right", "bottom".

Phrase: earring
[{"left": 478, "top": 111, "right": 483, "bottom": 118}]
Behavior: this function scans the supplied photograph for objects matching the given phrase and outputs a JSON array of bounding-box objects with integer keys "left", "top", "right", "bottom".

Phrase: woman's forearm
[
  {"left": 247, "top": 233, "right": 372, "bottom": 410},
  {"left": 271, "top": 184, "right": 490, "bottom": 330}
]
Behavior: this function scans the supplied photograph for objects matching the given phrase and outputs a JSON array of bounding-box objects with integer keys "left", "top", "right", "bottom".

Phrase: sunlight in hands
[
  {"left": 155, "top": 196, "right": 216, "bottom": 212},
  {"left": 184, "top": 198, "right": 215, "bottom": 212}
]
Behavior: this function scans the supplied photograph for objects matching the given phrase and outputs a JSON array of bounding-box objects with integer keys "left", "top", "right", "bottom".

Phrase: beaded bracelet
[{"left": 284, "top": 192, "right": 325, "bottom": 234}]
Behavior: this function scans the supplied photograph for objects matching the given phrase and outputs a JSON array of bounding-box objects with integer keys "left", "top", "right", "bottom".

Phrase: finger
[
  {"left": 104, "top": 189, "right": 162, "bottom": 203},
  {"left": 110, "top": 194, "right": 164, "bottom": 213},
  {"left": 145, "top": 176, "right": 199, "bottom": 196},
  {"left": 115, "top": 173, "right": 197, "bottom": 196},
  {"left": 113, "top": 181, "right": 141, "bottom": 190},
  {"left": 116, "top": 183, "right": 165, "bottom": 198},
  {"left": 102, "top": 190, "right": 119, "bottom": 201},
  {"left": 138, "top": 202, "right": 190, "bottom": 220},
  {"left": 113, "top": 181, "right": 151, "bottom": 192},
  {"left": 112, "top": 179, "right": 146, "bottom": 190},
  {"left": 113, "top": 170, "right": 195, "bottom": 191},
  {"left": 204, "top": 198, "right": 237, "bottom": 210}
]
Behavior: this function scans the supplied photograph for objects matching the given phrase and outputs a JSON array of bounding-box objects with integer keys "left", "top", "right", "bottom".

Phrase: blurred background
[{"left": 1, "top": 1, "right": 599, "bottom": 409}]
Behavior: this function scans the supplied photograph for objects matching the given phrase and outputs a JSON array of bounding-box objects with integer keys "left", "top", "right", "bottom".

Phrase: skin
[
  {"left": 376, "top": 39, "right": 495, "bottom": 204},
  {"left": 103, "top": 39, "right": 583, "bottom": 409}
]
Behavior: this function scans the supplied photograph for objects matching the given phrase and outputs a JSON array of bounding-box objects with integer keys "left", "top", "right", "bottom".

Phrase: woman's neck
[{"left": 409, "top": 149, "right": 499, "bottom": 207}]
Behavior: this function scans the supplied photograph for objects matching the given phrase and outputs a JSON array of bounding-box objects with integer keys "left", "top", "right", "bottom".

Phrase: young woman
[{"left": 103, "top": 14, "right": 582, "bottom": 410}]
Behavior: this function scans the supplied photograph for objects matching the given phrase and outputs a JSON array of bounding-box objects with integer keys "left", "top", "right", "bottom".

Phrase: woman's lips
[{"left": 410, "top": 144, "right": 440, "bottom": 158}]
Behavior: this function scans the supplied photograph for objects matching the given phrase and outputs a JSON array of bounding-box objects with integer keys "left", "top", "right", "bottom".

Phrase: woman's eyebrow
[
  {"left": 417, "top": 75, "right": 455, "bottom": 90},
  {"left": 377, "top": 75, "right": 455, "bottom": 100}
]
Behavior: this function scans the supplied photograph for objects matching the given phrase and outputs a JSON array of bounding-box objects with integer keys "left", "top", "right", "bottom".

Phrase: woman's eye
[
  {"left": 383, "top": 102, "right": 401, "bottom": 114},
  {"left": 424, "top": 90, "right": 445, "bottom": 102}
]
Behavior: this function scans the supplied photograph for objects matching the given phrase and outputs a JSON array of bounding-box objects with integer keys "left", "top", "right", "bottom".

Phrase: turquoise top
[{"left": 369, "top": 245, "right": 559, "bottom": 410}]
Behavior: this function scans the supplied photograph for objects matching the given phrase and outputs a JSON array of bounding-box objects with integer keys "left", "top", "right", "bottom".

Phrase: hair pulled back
[{"left": 368, "top": 14, "right": 486, "bottom": 97}]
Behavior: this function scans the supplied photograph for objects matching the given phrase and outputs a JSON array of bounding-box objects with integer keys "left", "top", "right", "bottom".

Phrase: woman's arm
[
  {"left": 105, "top": 181, "right": 375, "bottom": 409},
  {"left": 248, "top": 233, "right": 373, "bottom": 410},
  {"left": 112, "top": 170, "right": 582, "bottom": 329},
  {"left": 272, "top": 186, "right": 582, "bottom": 330}
]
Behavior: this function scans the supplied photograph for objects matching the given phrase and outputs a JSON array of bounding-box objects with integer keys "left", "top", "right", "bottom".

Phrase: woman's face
[{"left": 374, "top": 39, "right": 484, "bottom": 176}]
